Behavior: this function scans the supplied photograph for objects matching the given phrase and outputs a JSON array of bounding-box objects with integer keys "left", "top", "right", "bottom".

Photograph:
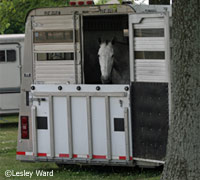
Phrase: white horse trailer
[
  {"left": 17, "top": 4, "right": 171, "bottom": 167},
  {"left": 0, "top": 34, "right": 24, "bottom": 115}
]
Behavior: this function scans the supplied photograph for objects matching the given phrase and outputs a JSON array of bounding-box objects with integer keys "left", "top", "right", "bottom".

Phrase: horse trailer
[
  {"left": 17, "top": 4, "right": 171, "bottom": 167},
  {"left": 0, "top": 34, "right": 24, "bottom": 115}
]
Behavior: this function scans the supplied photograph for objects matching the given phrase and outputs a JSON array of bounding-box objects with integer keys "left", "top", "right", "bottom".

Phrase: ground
[{"left": 0, "top": 116, "right": 162, "bottom": 180}]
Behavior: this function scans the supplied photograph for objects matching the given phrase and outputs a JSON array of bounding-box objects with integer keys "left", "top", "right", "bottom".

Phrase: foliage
[
  {"left": 0, "top": 0, "right": 68, "bottom": 34},
  {"left": 96, "top": 0, "right": 108, "bottom": 5}
]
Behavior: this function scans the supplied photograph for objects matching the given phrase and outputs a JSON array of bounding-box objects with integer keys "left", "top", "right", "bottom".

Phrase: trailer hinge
[{"left": 30, "top": 97, "right": 46, "bottom": 105}]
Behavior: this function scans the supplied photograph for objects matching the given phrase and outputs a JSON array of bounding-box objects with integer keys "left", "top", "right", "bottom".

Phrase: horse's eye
[{"left": 112, "top": 55, "right": 114, "bottom": 58}]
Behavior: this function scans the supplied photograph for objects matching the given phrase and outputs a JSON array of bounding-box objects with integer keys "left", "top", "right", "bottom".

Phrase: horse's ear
[
  {"left": 98, "top": 38, "right": 101, "bottom": 45},
  {"left": 111, "top": 37, "right": 116, "bottom": 45},
  {"left": 106, "top": 40, "right": 109, "bottom": 45}
]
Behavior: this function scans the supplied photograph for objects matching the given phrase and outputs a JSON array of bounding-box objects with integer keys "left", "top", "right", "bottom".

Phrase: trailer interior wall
[{"left": 83, "top": 15, "right": 129, "bottom": 84}]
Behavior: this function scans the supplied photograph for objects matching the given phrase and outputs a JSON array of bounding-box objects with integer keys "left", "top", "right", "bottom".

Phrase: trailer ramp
[{"left": 31, "top": 84, "right": 132, "bottom": 165}]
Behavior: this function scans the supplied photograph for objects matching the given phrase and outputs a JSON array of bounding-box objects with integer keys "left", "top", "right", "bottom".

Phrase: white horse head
[{"left": 98, "top": 38, "right": 115, "bottom": 84}]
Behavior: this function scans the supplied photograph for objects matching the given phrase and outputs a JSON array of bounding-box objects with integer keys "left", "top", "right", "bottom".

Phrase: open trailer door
[
  {"left": 32, "top": 14, "right": 82, "bottom": 84},
  {"left": 129, "top": 12, "right": 170, "bottom": 163}
]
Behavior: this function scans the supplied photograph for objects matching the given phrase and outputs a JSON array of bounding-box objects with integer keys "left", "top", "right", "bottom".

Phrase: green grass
[
  {"left": 0, "top": 121, "right": 162, "bottom": 180},
  {"left": 0, "top": 115, "right": 18, "bottom": 124}
]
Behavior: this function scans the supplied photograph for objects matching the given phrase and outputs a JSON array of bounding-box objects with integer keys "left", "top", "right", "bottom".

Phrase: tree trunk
[{"left": 162, "top": 1, "right": 200, "bottom": 180}]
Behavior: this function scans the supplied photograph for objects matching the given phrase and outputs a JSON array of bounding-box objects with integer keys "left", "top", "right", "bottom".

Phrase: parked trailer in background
[
  {"left": 17, "top": 4, "right": 171, "bottom": 167},
  {"left": 0, "top": 34, "right": 24, "bottom": 115}
]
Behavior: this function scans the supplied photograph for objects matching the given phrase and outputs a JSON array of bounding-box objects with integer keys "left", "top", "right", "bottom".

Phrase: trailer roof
[
  {"left": 26, "top": 4, "right": 171, "bottom": 22},
  {"left": 0, "top": 34, "right": 25, "bottom": 43},
  {"left": 26, "top": 4, "right": 135, "bottom": 21}
]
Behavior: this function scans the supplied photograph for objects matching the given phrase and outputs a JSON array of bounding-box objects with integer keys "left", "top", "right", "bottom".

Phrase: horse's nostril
[{"left": 101, "top": 76, "right": 111, "bottom": 84}]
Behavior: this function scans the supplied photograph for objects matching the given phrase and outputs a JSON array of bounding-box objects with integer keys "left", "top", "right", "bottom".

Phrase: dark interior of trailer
[{"left": 83, "top": 15, "right": 130, "bottom": 84}]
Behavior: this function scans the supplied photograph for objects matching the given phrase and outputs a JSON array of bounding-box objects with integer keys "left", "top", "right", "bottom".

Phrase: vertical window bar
[{"left": 5, "top": 50, "right": 7, "bottom": 62}]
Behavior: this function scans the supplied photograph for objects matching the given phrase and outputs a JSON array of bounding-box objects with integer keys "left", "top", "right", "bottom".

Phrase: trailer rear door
[
  {"left": 129, "top": 12, "right": 170, "bottom": 162},
  {"left": 31, "top": 84, "right": 132, "bottom": 165}
]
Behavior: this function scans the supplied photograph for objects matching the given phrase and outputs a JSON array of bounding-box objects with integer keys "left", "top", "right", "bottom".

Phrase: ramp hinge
[{"left": 30, "top": 98, "right": 46, "bottom": 105}]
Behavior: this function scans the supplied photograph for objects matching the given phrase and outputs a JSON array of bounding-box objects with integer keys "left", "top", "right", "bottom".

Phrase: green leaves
[{"left": 0, "top": 0, "right": 69, "bottom": 34}]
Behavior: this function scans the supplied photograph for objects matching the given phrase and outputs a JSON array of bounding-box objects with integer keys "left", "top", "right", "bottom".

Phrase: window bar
[
  {"left": 73, "top": 12, "right": 78, "bottom": 84},
  {"left": 32, "top": 106, "right": 38, "bottom": 157},
  {"left": 67, "top": 96, "right": 73, "bottom": 159},
  {"left": 49, "top": 96, "right": 55, "bottom": 158},
  {"left": 87, "top": 96, "right": 93, "bottom": 160},
  {"left": 5, "top": 50, "right": 7, "bottom": 62},
  {"left": 105, "top": 96, "right": 112, "bottom": 160},
  {"left": 124, "top": 107, "right": 130, "bottom": 161}
]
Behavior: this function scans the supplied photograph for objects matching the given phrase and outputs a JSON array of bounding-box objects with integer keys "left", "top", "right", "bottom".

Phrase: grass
[
  {"left": 0, "top": 117, "right": 162, "bottom": 180},
  {"left": 0, "top": 115, "right": 18, "bottom": 124}
]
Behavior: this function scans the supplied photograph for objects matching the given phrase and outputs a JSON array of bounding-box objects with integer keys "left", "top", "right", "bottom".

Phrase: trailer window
[
  {"left": 134, "top": 29, "right": 164, "bottom": 37},
  {"left": 33, "top": 31, "right": 75, "bottom": 43},
  {"left": 0, "top": 51, "right": 5, "bottom": 62},
  {"left": 135, "top": 51, "right": 165, "bottom": 59},
  {"left": 0, "top": 50, "right": 16, "bottom": 62},
  {"left": 37, "top": 52, "right": 74, "bottom": 61},
  {"left": 7, "top": 50, "right": 16, "bottom": 62}
]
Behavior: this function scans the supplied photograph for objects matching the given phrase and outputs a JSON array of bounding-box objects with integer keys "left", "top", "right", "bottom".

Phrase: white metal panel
[
  {"left": 32, "top": 84, "right": 132, "bottom": 161},
  {"left": 71, "top": 97, "right": 88, "bottom": 156},
  {"left": 34, "top": 62, "right": 82, "bottom": 84},
  {"left": 91, "top": 97, "right": 107, "bottom": 156},
  {"left": 135, "top": 59, "right": 167, "bottom": 83},
  {"left": 133, "top": 5, "right": 172, "bottom": 16},
  {"left": 53, "top": 97, "right": 69, "bottom": 157},
  {"left": 0, "top": 44, "right": 20, "bottom": 88},
  {"left": 31, "top": 84, "right": 129, "bottom": 93},
  {"left": 134, "top": 37, "right": 165, "bottom": 51},
  {"left": 0, "top": 34, "right": 24, "bottom": 43},
  {"left": 33, "top": 44, "right": 76, "bottom": 52},
  {"left": 33, "top": 98, "right": 50, "bottom": 155},
  {"left": 134, "top": 17, "right": 165, "bottom": 29},
  {"left": 135, "top": 76, "right": 167, "bottom": 82},
  {"left": 32, "top": 14, "right": 82, "bottom": 85},
  {"left": 136, "top": 70, "right": 166, "bottom": 76},
  {"left": 135, "top": 59, "right": 166, "bottom": 67},
  {"left": 0, "top": 93, "right": 19, "bottom": 110},
  {"left": 129, "top": 13, "right": 170, "bottom": 83},
  {"left": 110, "top": 97, "right": 126, "bottom": 157},
  {"left": 32, "top": 15, "right": 74, "bottom": 31}
]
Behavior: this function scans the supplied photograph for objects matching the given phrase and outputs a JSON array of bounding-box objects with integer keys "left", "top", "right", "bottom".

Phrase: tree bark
[{"left": 162, "top": 1, "right": 200, "bottom": 180}]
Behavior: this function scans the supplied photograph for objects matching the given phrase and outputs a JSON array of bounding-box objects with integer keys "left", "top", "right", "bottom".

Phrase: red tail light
[
  {"left": 78, "top": 1, "right": 84, "bottom": 5},
  {"left": 21, "top": 116, "right": 29, "bottom": 139},
  {"left": 86, "top": 1, "right": 93, "bottom": 5},
  {"left": 69, "top": 1, "right": 76, "bottom": 5}
]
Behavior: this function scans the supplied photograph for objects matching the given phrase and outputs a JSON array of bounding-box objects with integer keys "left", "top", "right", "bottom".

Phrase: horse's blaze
[{"left": 98, "top": 41, "right": 114, "bottom": 84}]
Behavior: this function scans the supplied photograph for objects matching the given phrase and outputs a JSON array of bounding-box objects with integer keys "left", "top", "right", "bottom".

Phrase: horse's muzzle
[{"left": 101, "top": 76, "right": 112, "bottom": 84}]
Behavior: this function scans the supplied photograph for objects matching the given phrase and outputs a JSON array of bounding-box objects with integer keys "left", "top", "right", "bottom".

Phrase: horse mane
[{"left": 112, "top": 41, "right": 130, "bottom": 84}]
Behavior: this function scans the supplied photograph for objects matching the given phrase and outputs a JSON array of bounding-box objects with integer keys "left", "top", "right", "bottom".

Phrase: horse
[{"left": 97, "top": 38, "right": 130, "bottom": 84}]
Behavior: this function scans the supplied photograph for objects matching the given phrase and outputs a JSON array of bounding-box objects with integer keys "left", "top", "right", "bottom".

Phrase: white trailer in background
[
  {"left": 0, "top": 34, "right": 24, "bottom": 115},
  {"left": 17, "top": 4, "right": 171, "bottom": 167}
]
